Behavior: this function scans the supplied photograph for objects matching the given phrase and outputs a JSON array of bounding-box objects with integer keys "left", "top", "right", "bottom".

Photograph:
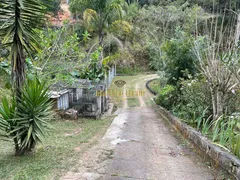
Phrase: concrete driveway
[{"left": 63, "top": 75, "right": 229, "bottom": 180}]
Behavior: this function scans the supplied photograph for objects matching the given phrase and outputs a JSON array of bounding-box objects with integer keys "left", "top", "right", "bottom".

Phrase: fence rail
[{"left": 106, "top": 65, "right": 116, "bottom": 89}]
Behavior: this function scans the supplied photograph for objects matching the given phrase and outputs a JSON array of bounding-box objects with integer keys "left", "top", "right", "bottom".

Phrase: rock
[{"left": 64, "top": 109, "right": 78, "bottom": 120}]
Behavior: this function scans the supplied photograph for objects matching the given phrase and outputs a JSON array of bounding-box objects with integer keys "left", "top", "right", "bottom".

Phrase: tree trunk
[
  {"left": 98, "top": 28, "right": 104, "bottom": 66},
  {"left": 11, "top": 0, "right": 26, "bottom": 156},
  {"left": 211, "top": 87, "right": 224, "bottom": 121},
  {"left": 14, "top": 137, "right": 21, "bottom": 155},
  {"left": 215, "top": 89, "right": 224, "bottom": 120},
  {"left": 98, "top": 31, "right": 104, "bottom": 48},
  {"left": 11, "top": 43, "right": 25, "bottom": 94},
  {"left": 12, "top": 0, "right": 26, "bottom": 94},
  {"left": 235, "top": 12, "right": 240, "bottom": 46},
  {"left": 12, "top": 45, "right": 25, "bottom": 156},
  {"left": 210, "top": 87, "right": 217, "bottom": 120}
]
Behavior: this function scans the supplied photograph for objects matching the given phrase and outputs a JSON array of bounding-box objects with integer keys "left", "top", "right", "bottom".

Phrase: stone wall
[
  {"left": 146, "top": 79, "right": 158, "bottom": 95},
  {"left": 155, "top": 105, "right": 240, "bottom": 179}
]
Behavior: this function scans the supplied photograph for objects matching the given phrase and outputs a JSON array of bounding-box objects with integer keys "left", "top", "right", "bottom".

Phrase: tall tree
[
  {"left": 0, "top": 0, "right": 48, "bottom": 93},
  {"left": 235, "top": 11, "right": 240, "bottom": 45},
  {"left": 194, "top": 15, "right": 240, "bottom": 120},
  {"left": 71, "top": 0, "right": 129, "bottom": 47}
]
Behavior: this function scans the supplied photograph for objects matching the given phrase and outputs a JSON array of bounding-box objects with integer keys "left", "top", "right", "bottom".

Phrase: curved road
[{"left": 63, "top": 74, "right": 228, "bottom": 180}]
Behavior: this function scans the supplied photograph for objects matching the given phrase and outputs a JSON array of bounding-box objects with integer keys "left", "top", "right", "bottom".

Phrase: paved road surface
[{"left": 63, "top": 75, "right": 227, "bottom": 180}]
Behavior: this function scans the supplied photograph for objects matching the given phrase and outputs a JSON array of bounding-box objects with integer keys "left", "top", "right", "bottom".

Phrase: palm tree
[
  {"left": 0, "top": 1, "right": 53, "bottom": 155},
  {"left": 0, "top": 0, "right": 48, "bottom": 93},
  {"left": 82, "top": 0, "right": 130, "bottom": 47}
]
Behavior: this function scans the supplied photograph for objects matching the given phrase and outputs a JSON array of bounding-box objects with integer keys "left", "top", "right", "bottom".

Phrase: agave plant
[
  {"left": 0, "top": 98, "right": 17, "bottom": 142},
  {"left": 0, "top": 78, "right": 53, "bottom": 155}
]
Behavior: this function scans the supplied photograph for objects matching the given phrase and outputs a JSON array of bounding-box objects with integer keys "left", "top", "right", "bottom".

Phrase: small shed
[
  {"left": 49, "top": 66, "right": 116, "bottom": 118},
  {"left": 50, "top": 90, "right": 70, "bottom": 110},
  {"left": 68, "top": 79, "right": 108, "bottom": 118},
  {"left": 49, "top": 79, "right": 108, "bottom": 118}
]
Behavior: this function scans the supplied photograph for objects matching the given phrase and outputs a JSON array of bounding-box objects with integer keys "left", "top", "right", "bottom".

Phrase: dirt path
[{"left": 62, "top": 75, "right": 227, "bottom": 180}]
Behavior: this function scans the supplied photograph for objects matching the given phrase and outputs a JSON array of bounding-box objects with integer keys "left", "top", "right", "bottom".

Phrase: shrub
[
  {"left": 147, "top": 43, "right": 163, "bottom": 71},
  {"left": 161, "top": 30, "right": 198, "bottom": 85},
  {"left": 0, "top": 78, "right": 53, "bottom": 155},
  {"left": 79, "top": 49, "right": 105, "bottom": 81},
  {"left": 174, "top": 77, "right": 211, "bottom": 120},
  {"left": 155, "top": 85, "right": 177, "bottom": 110},
  {"left": 117, "top": 65, "right": 142, "bottom": 75},
  {"left": 225, "top": 90, "right": 240, "bottom": 116}
]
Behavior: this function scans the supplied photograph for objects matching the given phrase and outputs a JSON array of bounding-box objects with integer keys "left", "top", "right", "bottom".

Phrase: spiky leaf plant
[
  {"left": 0, "top": 78, "right": 53, "bottom": 155},
  {"left": 0, "top": 98, "right": 17, "bottom": 142},
  {"left": 0, "top": 0, "right": 48, "bottom": 92}
]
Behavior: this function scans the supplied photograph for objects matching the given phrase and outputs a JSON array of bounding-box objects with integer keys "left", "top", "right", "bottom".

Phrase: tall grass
[{"left": 193, "top": 115, "right": 240, "bottom": 158}]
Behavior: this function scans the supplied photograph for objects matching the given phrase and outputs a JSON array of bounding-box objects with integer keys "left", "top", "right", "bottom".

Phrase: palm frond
[
  {"left": 110, "top": 20, "right": 132, "bottom": 34},
  {"left": 0, "top": 0, "right": 48, "bottom": 53},
  {"left": 0, "top": 0, "right": 49, "bottom": 89},
  {"left": 83, "top": 8, "right": 98, "bottom": 26}
]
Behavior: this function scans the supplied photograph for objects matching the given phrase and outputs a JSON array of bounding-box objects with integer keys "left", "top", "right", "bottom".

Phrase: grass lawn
[
  {"left": 148, "top": 79, "right": 160, "bottom": 94},
  {"left": 116, "top": 66, "right": 143, "bottom": 76},
  {"left": 0, "top": 117, "right": 114, "bottom": 180}
]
